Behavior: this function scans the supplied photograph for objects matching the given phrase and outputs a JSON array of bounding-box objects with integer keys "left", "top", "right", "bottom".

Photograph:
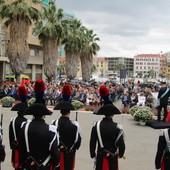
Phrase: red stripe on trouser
[
  {"left": 13, "top": 149, "right": 22, "bottom": 169},
  {"left": 50, "top": 164, "right": 53, "bottom": 170},
  {"left": 102, "top": 157, "right": 109, "bottom": 170},
  {"left": 161, "top": 156, "right": 165, "bottom": 170},
  {"left": 60, "top": 151, "right": 64, "bottom": 170},
  {"left": 117, "top": 156, "right": 119, "bottom": 170},
  {"left": 72, "top": 153, "right": 75, "bottom": 170}
]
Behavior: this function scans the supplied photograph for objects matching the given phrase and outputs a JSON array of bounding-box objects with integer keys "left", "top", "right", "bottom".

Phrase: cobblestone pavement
[{"left": 0, "top": 101, "right": 160, "bottom": 170}]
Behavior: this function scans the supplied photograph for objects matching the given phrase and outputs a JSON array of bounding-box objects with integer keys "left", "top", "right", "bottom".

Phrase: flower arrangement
[
  {"left": 28, "top": 97, "right": 36, "bottom": 106},
  {"left": 0, "top": 96, "right": 15, "bottom": 107},
  {"left": 71, "top": 100, "right": 84, "bottom": 110},
  {"left": 129, "top": 105, "right": 141, "bottom": 116},
  {"left": 130, "top": 105, "right": 152, "bottom": 116},
  {"left": 134, "top": 108, "right": 153, "bottom": 123}
]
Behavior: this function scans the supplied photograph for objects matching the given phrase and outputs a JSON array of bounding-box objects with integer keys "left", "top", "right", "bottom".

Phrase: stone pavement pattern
[{"left": 0, "top": 105, "right": 160, "bottom": 170}]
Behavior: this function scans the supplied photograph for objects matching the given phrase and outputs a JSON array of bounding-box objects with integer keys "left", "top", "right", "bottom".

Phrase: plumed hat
[
  {"left": 34, "top": 79, "right": 46, "bottom": 93},
  {"left": 24, "top": 103, "right": 52, "bottom": 116},
  {"left": 11, "top": 103, "right": 28, "bottom": 114},
  {"left": 53, "top": 101, "right": 75, "bottom": 111},
  {"left": 18, "top": 85, "right": 28, "bottom": 96},
  {"left": 99, "top": 85, "right": 109, "bottom": 97},
  {"left": 97, "top": 104, "right": 121, "bottom": 116},
  {"left": 34, "top": 79, "right": 46, "bottom": 104},
  {"left": 18, "top": 85, "right": 28, "bottom": 103},
  {"left": 61, "top": 84, "right": 72, "bottom": 102},
  {"left": 62, "top": 84, "right": 72, "bottom": 95}
]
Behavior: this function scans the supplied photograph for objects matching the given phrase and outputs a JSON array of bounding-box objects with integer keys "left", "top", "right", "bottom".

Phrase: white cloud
[{"left": 57, "top": 0, "right": 170, "bottom": 57}]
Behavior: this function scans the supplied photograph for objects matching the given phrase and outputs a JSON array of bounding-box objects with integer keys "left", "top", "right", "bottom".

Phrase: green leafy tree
[
  {"left": 148, "top": 69, "right": 155, "bottom": 78},
  {"left": 0, "top": 0, "right": 42, "bottom": 83},
  {"left": 137, "top": 71, "right": 143, "bottom": 78}
]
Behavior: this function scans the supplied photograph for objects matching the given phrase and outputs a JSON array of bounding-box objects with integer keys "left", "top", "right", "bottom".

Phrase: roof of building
[{"left": 135, "top": 54, "right": 160, "bottom": 57}]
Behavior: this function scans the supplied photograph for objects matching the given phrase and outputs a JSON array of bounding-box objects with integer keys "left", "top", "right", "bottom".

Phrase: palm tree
[
  {"left": 33, "top": 1, "right": 65, "bottom": 82},
  {"left": 0, "top": 0, "right": 42, "bottom": 83},
  {"left": 80, "top": 29, "right": 100, "bottom": 82},
  {"left": 63, "top": 19, "right": 84, "bottom": 80},
  {"left": 115, "top": 62, "right": 125, "bottom": 71}
]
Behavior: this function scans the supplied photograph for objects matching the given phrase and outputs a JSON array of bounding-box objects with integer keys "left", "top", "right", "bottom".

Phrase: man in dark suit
[
  {"left": 90, "top": 104, "right": 125, "bottom": 170},
  {"left": 155, "top": 128, "right": 170, "bottom": 170},
  {"left": 157, "top": 82, "right": 170, "bottom": 121},
  {"left": 19, "top": 104, "right": 60, "bottom": 170},
  {"left": 53, "top": 101, "right": 82, "bottom": 170}
]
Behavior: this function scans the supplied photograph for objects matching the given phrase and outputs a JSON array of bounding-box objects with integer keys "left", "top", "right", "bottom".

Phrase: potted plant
[
  {"left": 134, "top": 108, "right": 153, "bottom": 125},
  {"left": 129, "top": 105, "right": 141, "bottom": 116},
  {"left": 28, "top": 97, "right": 36, "bottom": 106},
  {"left": 0, "top": 96, "right": 15, "bottom": 107},
  {"left": 71, "top": 100, "right": 84, "bottom": 110}
]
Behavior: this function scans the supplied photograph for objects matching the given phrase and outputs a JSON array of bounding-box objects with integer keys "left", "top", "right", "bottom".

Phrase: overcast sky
[{"left": 56, "top": 0, "right": 170, "bottom": 58}]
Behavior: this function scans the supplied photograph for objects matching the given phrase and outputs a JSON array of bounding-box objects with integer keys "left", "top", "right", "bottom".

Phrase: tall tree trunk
[
  {"left": 80, "top": 54, "right": 92, "bottom": 82},
  {"left": 6, "top": 18, "right": 30, "bottom": 84},
  {"left": 65, "top": 51, "right": 79, "bottom": 80},
  {"left": 43, "top": 39, "right": 58, "bottom": 82},
  {"left": 15, "top": 74, "right": 20, "bottom": 84}
]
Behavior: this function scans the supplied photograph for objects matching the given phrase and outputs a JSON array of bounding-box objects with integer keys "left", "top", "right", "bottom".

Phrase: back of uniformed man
[
  {"left": 19, "top": 103, "right": 60, "bottom": 170},
  {"left": 155, "top": 128, "right": 170, "bottom": 170},
  {"left": 53, "top": 101, "right": 81, "bottom": 170}
]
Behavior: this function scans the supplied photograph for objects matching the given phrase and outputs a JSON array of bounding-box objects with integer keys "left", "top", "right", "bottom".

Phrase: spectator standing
[{"left": 157, "top": 82, "right": 170, "bottom": 121}]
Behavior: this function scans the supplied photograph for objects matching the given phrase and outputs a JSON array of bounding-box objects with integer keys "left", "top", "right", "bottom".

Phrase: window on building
[
  {"left": 26, "top": 64, "right": 32, "bottom": 69},
  {"left": 36, "top": 65, "right": 42, "bottom": 70},
  {"left": 35, "top": 49, "right": 39, "bottom": 56},
  {"left": 30, "top": 49, "right": 34, "bottom": 56},
  {"left": 30, "top": 49, "right": 40, "bottom": 56}
]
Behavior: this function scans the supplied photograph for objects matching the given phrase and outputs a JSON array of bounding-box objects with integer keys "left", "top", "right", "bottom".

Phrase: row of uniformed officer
[{"left": 9, "top": 101, "right": 82, "bottom": 170}]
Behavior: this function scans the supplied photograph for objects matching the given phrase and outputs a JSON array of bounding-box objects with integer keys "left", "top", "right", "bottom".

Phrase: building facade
[
  {"left": 165, "top": 52, "right": 170, "bottom": 79},
  {"left": 160, "top": 54, "right": 167, "bottom": 77},
  {"left": 133, "top": 54, "right": 160, "bottom": 78},
  {"left": 105, "top": 57, "right": 134, "bottom": 77}
]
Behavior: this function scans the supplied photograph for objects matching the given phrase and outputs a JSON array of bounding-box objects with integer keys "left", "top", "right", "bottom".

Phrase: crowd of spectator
[{"left": 0, "top": 79, "right": 161, "bottom": 109}]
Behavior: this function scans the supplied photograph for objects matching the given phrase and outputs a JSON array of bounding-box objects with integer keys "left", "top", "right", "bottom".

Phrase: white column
[{"left": 32, "top": 65, "right": 36, "bottom": 81}]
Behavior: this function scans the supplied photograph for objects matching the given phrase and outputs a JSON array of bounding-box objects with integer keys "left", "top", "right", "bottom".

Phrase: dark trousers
[
  {"left": 157, "top": 104, "right": 168, "bottom": 121},
  {"left": 164, "top": 153, "right": 170, "bottom": 170}
]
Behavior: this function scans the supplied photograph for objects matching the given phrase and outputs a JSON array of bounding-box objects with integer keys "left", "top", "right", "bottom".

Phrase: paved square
[{"left": 0, "top": 106, "right": 160, "bottom": 170}]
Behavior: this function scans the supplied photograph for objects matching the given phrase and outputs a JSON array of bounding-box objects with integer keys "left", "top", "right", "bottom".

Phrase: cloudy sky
[{"left": 56, "top": 0, "right": 170, "bottom": 58}]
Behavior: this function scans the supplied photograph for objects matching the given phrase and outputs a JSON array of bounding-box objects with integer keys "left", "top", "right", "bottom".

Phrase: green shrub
[
  {"left": 0, "top": 96, "right": 15, "bottom": 104},
  {"left": 28, "top": 97, "right": 36, "bottom": 106},
  {"left": 71, "top": 100, "right": 84, "bottom": 110}
]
